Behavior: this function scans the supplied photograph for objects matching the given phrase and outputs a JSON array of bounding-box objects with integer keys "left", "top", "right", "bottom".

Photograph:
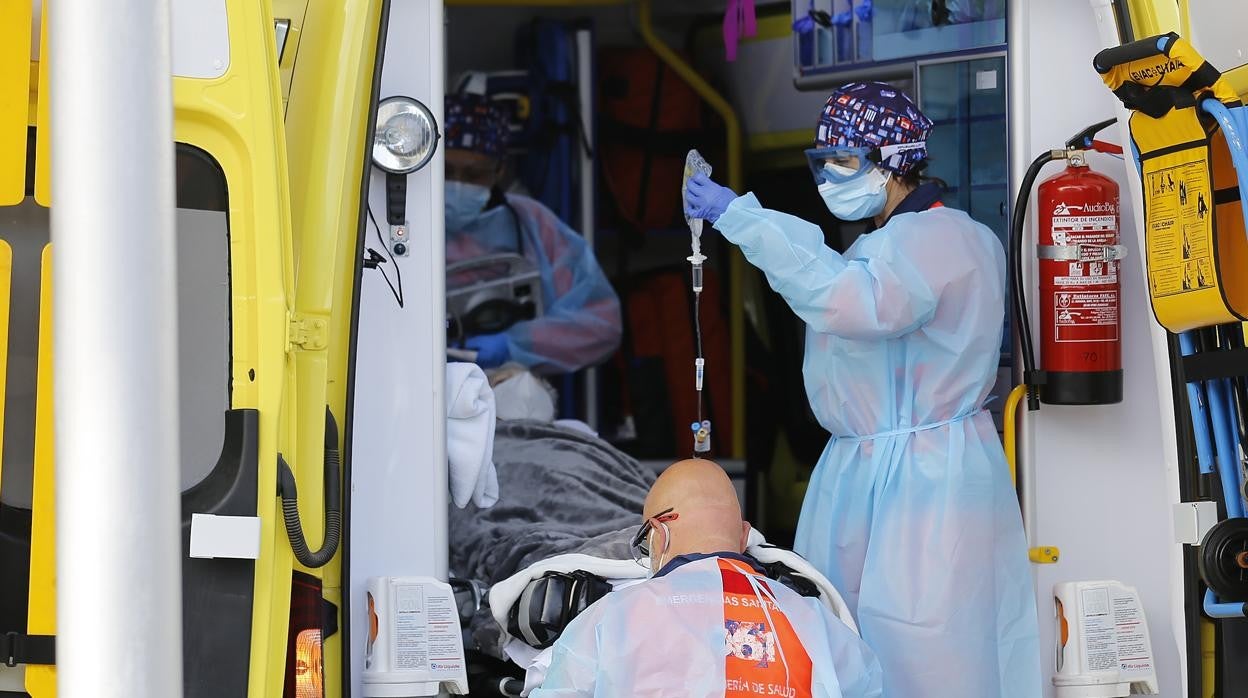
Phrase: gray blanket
[{"left": 448, "top": 420, "right": 655, "bottom": 586}]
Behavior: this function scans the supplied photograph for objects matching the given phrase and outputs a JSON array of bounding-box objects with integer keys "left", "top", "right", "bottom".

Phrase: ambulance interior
[
  {"left": 2, "top": 0, "right": 1248, "bottom": 697},
  {"left": 440, "top": 0, "right": 1011, "bottom": 544},
  {"left": 423, "top": 1, "right": 1248, "bottom": 695}
]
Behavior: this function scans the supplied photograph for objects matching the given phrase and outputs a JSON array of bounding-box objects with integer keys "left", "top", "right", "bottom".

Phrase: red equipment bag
[
  {"left": 598, "top": 46, "right": 706, "bottom": 230},
  {"left": 618, "top": 267, "right": 734, "bottom": 456}
]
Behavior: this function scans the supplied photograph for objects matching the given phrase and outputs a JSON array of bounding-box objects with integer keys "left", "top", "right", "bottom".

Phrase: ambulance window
[
  {"left": 0, "top": 143, "right": 230, "bottom": 508},
  {"left": 0, "top": 198, "right": 49, "bottom": 509},
  {"left": 1188, "top": 5, "right": 1248, "bottom": 75},
  {"left": 173, "top": 144, "right": 230, "bottom": 492}
]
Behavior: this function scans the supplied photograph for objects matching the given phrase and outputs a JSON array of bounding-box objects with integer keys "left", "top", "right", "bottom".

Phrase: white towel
[{"left": 446, "top": 362, "right": 499, "bottom": 509}]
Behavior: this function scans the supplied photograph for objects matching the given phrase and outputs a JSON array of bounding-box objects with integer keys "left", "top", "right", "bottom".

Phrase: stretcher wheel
[{"left": 1199, "top": 518, "right": 1248, "bottom": 602}]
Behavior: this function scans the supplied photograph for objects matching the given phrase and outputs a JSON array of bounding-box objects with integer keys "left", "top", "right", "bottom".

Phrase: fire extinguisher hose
[{"left": 1010, "top": 150, "right": 1058, "bottom": 411}]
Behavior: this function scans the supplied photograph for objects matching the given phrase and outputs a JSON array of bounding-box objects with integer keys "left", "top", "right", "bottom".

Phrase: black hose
[
  {"left": 1222, "top": 325, "right": 1248, "bottom": 452},
  {"left": 278, "top": 407, "right": 342, "bottom": 568},
  {"left": 1010, "top": 150, "right": 1056, "bottom": 411}
]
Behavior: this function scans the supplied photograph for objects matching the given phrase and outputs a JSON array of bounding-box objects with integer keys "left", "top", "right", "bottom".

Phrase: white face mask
[
  {"left": 648, "top": 523, "right": 671, "bottom": 576},
  {"left": 492, "top": 370, "right": 557, "bottom": 422},
  {"left": 817, "top": 164, "right": 891, "bottom": 221},
  {"left": 445, "top": 180, "right": 491, "bottom": 231}
]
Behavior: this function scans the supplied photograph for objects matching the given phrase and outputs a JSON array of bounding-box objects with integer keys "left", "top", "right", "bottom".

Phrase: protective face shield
[
  {"left": 445, "top": 180, "right": 491, "bottom": 231},
  {"left": 816, "top": 163, "right": 891, "bottom": 221},
  {"left": 805, "top": 145, "right": 881, "bottom": 184}
]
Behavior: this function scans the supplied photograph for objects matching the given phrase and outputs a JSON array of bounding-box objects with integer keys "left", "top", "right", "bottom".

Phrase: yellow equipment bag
[{"left": 1095, "top": 33, "right": 1248, "bottom": 332}]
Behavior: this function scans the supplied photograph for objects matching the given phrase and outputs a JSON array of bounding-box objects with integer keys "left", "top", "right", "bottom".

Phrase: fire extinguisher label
[
  {"left": 1054, "top": 290, "right": 1120, "bottom": 343},
  {"left": 1144, "top": 161, "right": 1215, "bottom": 298},
  {"left": 1050, "top": 214, "right": 1119, "bottom": 288}
]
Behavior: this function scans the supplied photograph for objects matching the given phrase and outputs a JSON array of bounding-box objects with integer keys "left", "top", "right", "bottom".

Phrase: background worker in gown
[
  {"left": 684, "top": 81, "right": 1041, "bottom": 697},
  {"left": 444, "top": 92, "right": 621, "bottom": 374}
]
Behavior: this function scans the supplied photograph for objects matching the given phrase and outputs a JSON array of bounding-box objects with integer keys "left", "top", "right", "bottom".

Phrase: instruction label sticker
[
  {"left": 395, "top": 584, "right": 429, "bottom": 671},
  {"left": 1078, "top": 585, "right": 1155, "bottom": 677},
  {"left": 426, "top": 591, "right": 465, "bottom": 674},
  {"left": 1145, "top": 157, "right": 1215, "bottom": 298},
  {"left": 392, "top": 583, "right": 465, "bottom": 674},
  {"left": 1054, "top": 290, "right": 1120, "bottom": 342},
  {"left": 1079, "top": 586, "right": 1117, "bottom": 672},
  {"left": 1113, "top": 590, "right": 1154, "bottom": 678}
]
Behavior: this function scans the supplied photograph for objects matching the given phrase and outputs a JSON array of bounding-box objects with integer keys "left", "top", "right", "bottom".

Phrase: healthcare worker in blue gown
[
  {"left": 444, "top": 92, "right": 622, "bottom": 374},
  {"left": 684, "top": 82, "right": 1041, "bottom": 698}
]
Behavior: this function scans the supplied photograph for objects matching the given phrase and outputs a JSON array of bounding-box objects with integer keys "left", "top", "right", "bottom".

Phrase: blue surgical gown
[
  {"left": 714, "top": 194, "right": 1041, "bottom": 698},
  {"left": 531, "top": 554, "right": 883, "bottom": 697},
  {"left": 447, "top": 194, "right": 622, "bottom": 375}
]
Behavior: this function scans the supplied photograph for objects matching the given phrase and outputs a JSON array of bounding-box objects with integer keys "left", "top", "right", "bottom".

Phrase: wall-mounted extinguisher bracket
[{"left": 1011, "top": 120, "right": 1124, "bottom": 410}]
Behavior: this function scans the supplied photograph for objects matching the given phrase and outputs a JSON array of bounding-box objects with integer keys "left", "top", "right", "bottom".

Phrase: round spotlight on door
[{"left": 372, "top": 96, "right": 439, "bottom": 174}]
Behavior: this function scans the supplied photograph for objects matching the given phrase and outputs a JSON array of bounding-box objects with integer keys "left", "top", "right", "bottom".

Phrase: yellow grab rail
[{"left": 1004, "top": 384, "right": 1026, "bottom": 486}]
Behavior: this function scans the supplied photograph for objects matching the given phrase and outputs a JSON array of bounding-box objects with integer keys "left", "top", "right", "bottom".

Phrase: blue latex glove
[
  {"left": 856, "top": 0, "right": 874, "bottom": 22},
  {"left": 465, "top": 333, "right": 511, "bottom": 368},
  {"left": 684, "top": 172, "right": 739, "bottom": 224}
]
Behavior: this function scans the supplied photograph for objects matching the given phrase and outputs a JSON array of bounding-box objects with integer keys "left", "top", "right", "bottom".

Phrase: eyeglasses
[
  {"left": 629, "top": 508, "right": 679, "bottom": 567},
  {"left": 804, "top": 141, "right": 926, "bottom": 186}
]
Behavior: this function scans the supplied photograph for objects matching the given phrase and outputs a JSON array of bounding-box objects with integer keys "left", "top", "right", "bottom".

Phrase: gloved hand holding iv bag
[{"left": 684, "top": 172, "right": 739, "bottom": 224}]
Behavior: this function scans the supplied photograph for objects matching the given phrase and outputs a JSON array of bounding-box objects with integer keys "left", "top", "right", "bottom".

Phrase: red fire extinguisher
[{"left": 1011, "top": 119, "right": 1125, "bottom": 408}]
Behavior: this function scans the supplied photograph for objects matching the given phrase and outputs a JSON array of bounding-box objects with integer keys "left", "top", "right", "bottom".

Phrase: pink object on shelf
[{"left": 723, "top": 0, "right": 757, "bottom": 62}]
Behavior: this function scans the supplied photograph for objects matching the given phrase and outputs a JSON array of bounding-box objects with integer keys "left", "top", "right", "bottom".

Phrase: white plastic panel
[
  {"left": 171, "top": 0, "right": 230, "bottom": 79},
  {"left": 29, "top": 0, "right": 230, "bottom": 78},
  {"left": 349, "top": 1, "right": 446, "bottom": 696},
  {"left": 1188, "top": 0, "right": 1248, "bottom": 73},
  {"left": 1012, "top": 0, "right": 1186, "bottom": 695},
  {"left": 188, "top": 513, "right": 261, "bottom": 559}
]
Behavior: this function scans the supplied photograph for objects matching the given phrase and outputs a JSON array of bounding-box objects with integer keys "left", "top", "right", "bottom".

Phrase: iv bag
[{"left": 682, "top": 149, "right": 713, "bottom": 259}]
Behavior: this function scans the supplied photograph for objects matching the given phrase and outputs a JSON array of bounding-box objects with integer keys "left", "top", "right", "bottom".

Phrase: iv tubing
[{"left": 640, "top": 0, "right": 744, "bottom": 457}]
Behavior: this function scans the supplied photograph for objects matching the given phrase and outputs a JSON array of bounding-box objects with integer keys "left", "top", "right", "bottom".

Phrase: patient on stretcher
[{"left": 529, "top": 459, "right": 883, "bottom": 698}]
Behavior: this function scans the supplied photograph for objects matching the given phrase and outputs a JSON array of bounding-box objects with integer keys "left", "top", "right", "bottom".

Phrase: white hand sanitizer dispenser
[
  {"left": 362, "top": 576, "right": 469, "bottom": 697},
  {"left": 1052, "top": 580, "right": 1159, "bottom": 697}
]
